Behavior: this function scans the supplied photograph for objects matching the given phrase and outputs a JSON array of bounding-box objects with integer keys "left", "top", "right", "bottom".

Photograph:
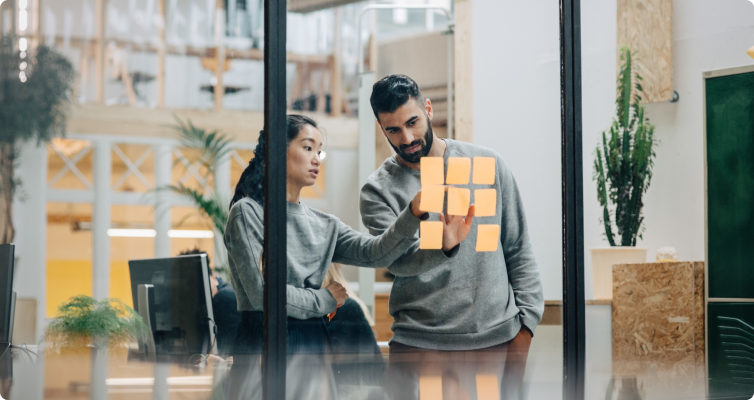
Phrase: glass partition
[{"left": 577, "top": 2, "right": 754, "bottom": 400}]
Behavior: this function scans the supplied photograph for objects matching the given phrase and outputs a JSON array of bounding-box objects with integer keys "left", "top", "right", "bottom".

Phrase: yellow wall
[{"left": 46, "top": 261, "right": 135, "bottom": 317}]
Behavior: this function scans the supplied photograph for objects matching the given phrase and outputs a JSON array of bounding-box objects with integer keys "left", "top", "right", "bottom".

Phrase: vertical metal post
[
  {"left": 357, "top": 72, "right": 377, "bottom": 321},
  {"left": 156, "top": 0, "right": 166, "bottom": 107},
  {"left": 560, "top": 0, "right": 585, "bottom": 399},
  {"left": 446, "top": 31, "right": 454, "bottom": 139},
  {"left": 92, "top": 140, "right": 111, "bottom": 300},
  {"left": 154, "top": 144, "right": 172, "bottom": 258},
  {"left": 263, "top": 0, "right": 287, "bottom": 398},
  {"left": 214, "top": 0, "right": 226, "bottom": 110},
  {"left": 94, "top": 0, "right": 106, "bottom": 103}
]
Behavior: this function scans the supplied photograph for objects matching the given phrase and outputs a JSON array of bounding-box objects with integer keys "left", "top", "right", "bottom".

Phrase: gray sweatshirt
[
  {"left": 360, "top": 139, "right": 544, "bottom": 350},
  {"left": 224, "top": 197, "right": 422, "bottom": 320}
]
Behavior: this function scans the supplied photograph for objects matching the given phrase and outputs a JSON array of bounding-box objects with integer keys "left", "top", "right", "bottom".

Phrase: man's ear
[{"left": 425, "top": 98, "right": 434, "bottom": 120}]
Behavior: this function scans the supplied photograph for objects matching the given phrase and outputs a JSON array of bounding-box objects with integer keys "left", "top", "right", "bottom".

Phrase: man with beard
[{"left": 360, "top": 74, "right": 544, "bottom": 399}]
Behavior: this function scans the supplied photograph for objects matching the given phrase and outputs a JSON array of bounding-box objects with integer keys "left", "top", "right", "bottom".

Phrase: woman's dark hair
[{"left": 230, "top": 114, "right": 318, "bottom": 209}]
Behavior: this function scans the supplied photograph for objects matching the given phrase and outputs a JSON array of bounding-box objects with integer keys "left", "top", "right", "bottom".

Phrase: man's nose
[{"left": 400, "top": 129, "right": 415, "bottom": 145}]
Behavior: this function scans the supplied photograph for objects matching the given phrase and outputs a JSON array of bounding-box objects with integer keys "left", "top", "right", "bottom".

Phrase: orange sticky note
[
  {"left": 419, "top": 221, "right": 443, "bottom": 250},
  {"left": 421, "top": 157, "right": 444, "bottom": 186},
  {"left": 474, "top": 189, "right": 497, "bottom": 217},
  {"left": 476, "top": 374, "right": 500, "bottom": 400},
  {"left": 476, "top": 224, "right": 500, "bottom": 252},
  {"left": 419, "top": 375, "right": 443, "bottom": 400},
  {"left": 420, "top": 185, "right": 445, "bottom": 213},
  {"left": 446, "top": 157, "right": 471, "bottom": 184},
  {"left": 447, "top": 187, "right": 471, "bottom": 216},
  {"left": 473, "top": 157, "right": 496, "bottom": 185}
]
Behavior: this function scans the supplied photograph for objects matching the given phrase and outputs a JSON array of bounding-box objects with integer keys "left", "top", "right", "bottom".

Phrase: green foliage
[
  {"left": 168, "top": 183, "right": 228, "bottom": 236},
  {"left": 45, "top": 295, "right": 147, "bottom": 349},
  {"left": 0, "top": 36, "right": 75, "bottom": 145},
  {"left": 160, "top": 117, "right": 233, "bottom": 274},
  {"left": 170, "top": 116, "right": 234, "bottom": 178},
  {"left": 593, "top": 47, "right": 657, "bottom": 247}
]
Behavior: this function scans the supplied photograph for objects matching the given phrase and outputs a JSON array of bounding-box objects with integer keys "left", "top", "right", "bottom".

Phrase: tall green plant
[
  {"left": 45, "top": 295, "right": 147, "bottom": 349},
  {"left": 161, "top": 117, "right": 233, "bottom": 272},
  {"left": 0, "top": 37, "right": 75, "bottom": 243},
  {"left": 593, "top": 47, "right": 657, "bottom": 247}
]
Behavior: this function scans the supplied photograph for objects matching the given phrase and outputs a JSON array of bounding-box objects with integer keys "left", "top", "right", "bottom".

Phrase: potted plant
[
  {"left": 591, "top": 47, "right": 657, "bottom": 299},
  {"left": 161, "top": 117, "right": 233, "bottom": 276},
  {"left": 44, "top": 295, "right": 147, "bottom": 399},
  {"left": 0, "top": 36, "right": 75, "bottom": 244}
]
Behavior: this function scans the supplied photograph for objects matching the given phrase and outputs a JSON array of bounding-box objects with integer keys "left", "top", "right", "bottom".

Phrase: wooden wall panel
[{"left": 617, "top": 0, "right": 673, "bottom": 103}]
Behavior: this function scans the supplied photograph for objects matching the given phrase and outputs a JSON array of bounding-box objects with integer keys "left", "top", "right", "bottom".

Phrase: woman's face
[{"left": 287, "top": 124, "right": 324, "bottom": 188}]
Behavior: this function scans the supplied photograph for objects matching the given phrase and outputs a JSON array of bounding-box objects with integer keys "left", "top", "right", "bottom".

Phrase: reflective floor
[{"left": 6, "top": 304, "right": 716, "bottom": 400}]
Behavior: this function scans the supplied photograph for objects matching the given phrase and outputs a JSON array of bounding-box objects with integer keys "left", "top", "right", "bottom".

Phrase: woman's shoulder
[{"left": 228, "top": 197, "right": 264, "bottom": 224}]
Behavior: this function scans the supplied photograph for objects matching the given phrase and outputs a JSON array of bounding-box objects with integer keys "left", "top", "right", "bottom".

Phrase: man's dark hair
[
  {"left": 370, "top": 74, "right": 423, "bottom": 120},
  {"left": 179, "top": 247, "right": 213, "bottom": 278}
]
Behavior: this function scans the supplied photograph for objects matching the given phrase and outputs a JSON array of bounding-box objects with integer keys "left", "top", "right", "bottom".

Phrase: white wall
[
  {"left": 472, "top": 0, "right": 563, "bottom": 300},
  {"left": 473, "top": 0, "right": 754, "bottom": 300}
]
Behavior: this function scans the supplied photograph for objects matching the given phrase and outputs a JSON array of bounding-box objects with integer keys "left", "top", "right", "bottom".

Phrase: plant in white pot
[{"left": 591, "top": 47, "right": 657, "bottom": 299}]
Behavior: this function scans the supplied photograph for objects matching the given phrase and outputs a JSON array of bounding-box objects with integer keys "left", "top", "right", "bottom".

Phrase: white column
[
  {"left": 92, "top": 140, "right": 111, "bottom": 300},
  {"left": 213, "top": 152, "right": 231, "bottom": 268},
  {"left": 154, "top": 144, "right": 172, "bottom": 258},
  {"left": 11, "top": 141, "right": 47, "bottom": 400}
]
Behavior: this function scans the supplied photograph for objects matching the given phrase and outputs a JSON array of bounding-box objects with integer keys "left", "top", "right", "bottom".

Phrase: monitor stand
[{"left": 136, "top": 284, "right": 157, "bottom": 362}]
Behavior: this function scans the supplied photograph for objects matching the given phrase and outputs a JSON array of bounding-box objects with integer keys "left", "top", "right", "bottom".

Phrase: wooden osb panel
[
  {"left": 617, "top": 0, "right": 673, "bottom": 103},
  {"left": 612, "top": 262, "right": 705, "bottom": 399}
]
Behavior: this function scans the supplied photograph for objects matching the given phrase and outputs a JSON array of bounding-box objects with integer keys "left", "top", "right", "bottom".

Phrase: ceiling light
[
  {"left": 108, "top": 229, "right": 157, "bottom": 238},
  {"left": 168, "top": 230, "right": 214, "bottom": 239}
]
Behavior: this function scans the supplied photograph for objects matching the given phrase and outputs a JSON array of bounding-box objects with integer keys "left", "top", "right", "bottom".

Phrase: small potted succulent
[{"left": 591, "top": 47, "right": 657, "bottom": 299}]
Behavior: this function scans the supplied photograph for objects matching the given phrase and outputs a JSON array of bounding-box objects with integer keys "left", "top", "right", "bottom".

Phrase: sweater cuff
[
  {"left": 519, "top": 312, "right": 540, "bottom": 337},
  {"left": 393, "top": 204, "right": 422, "bottom": 237}
]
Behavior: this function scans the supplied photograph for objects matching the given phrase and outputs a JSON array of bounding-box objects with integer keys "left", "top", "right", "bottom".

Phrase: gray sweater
[
  {"left": 360, "top": 139, "right": 544, "bottom": 350},
  {"left": 224, "top": 198, "right": 422, "bottom": 320}
]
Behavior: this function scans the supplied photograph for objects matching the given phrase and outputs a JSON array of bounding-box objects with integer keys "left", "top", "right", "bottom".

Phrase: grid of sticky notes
[{"left": 418, "top": 156, "right": 500, "bottom": 252}]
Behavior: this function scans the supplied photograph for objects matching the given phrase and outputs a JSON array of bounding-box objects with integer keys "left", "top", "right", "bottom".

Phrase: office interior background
[{"left": 1, "top": 0, "right": 753, "bottom": 399}]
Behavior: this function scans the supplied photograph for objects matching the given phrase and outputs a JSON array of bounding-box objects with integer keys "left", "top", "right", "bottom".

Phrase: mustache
[{"left": 399, "top": 140, "right": 424, "bottom": 152}]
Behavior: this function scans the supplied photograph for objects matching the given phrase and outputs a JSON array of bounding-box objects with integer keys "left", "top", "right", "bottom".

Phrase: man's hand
[
  {"left": 508, "top": 325, "right": 533, "bottom": 355},
  {"left": 439, "top": 205, "right": 475, "bottom": 251},
  {"left": 410, "top": 190, "right": 426, "bottom": 218},
  {"left": 326, "top": 281, "right": 348, "bottom": 306}
]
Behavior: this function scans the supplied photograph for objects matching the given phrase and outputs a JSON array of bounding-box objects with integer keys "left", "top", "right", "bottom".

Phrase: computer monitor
[
  {"left": 128, "top": 254, "right": 216, "bottom": 364},
  {"left": 0, "top": 244, "right": 15, "bottom": 344}
]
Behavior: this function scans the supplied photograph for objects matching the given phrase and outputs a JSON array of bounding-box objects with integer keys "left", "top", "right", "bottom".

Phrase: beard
[{"left": 390, "top": 117, "right": 434, "bottom": 164}]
